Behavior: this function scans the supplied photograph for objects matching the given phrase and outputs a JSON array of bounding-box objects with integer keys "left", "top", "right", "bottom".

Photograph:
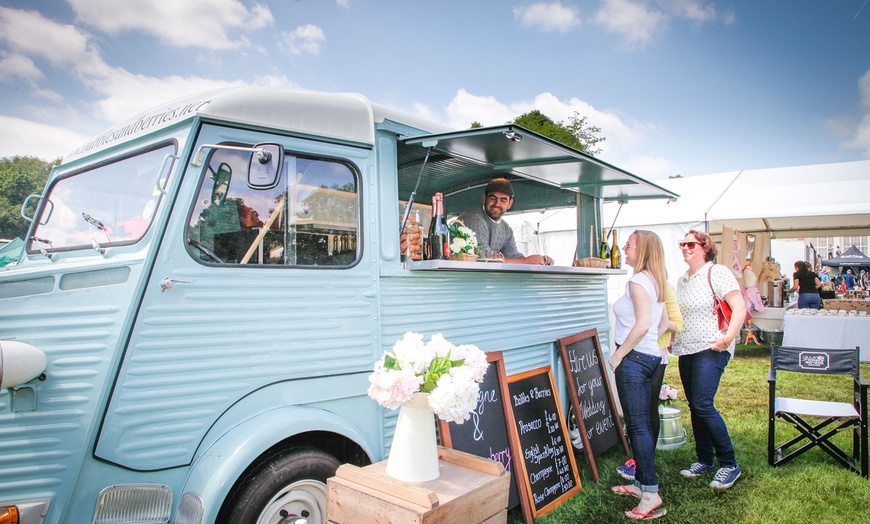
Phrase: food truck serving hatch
[{"left": 399, "top": 124, "right": 678, "bottom": 213}]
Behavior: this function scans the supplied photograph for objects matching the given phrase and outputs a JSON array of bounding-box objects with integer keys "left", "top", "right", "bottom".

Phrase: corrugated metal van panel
[
  {"left": 0, "top": 266, "right": 144, "bottom": 512},
  {"left": 379, "top": 271, "right": 610, "bottom": 351},
  {"left": 96, "top": 265, "right": 379, "bottom": 469},
  {"left": 376, "top": 270, "right": 613, "bottom": 457}
]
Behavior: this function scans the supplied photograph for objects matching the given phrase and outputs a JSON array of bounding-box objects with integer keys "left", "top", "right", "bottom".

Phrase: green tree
[
  {"left": 512, "top": 110, "right": 605, "bottom": 156},
  {"left": 0, "top": 156, "right": 57, "bottom": 239}
]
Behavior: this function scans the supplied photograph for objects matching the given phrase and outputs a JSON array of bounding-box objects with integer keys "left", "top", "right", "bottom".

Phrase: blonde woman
[{"left": 609, "top": 230, "right": 670, "bottom": 520}]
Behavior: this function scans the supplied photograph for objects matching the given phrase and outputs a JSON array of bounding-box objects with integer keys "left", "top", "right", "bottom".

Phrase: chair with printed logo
[{"left": 768, "top": 345, "right": 868, "bottom": 477}]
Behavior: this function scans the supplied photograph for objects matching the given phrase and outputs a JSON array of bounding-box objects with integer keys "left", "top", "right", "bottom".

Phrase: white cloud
[
  {"left": 592, "top": 0, "right": 730, "bottom": 49},
  {"left": 0, "top": 7, "right": 93, "bottom": 66},
  {"left": 0, "top": 115, "right": 90, "bottom": 160},
  {"left": 843, "top": 69, "right": 870, "bottom": 158},
  {"left": 0, "top": 53, "right": 43, "bottom": 84},
  {"left": 0, "top": 6, "right": 299, "bottom": 161},
  {"left": 513, "top": 2, "right": 581, "bottom": 33},
  {"left": 67, "top": 0, "right": 273, "bottom": 50},
  {"left": 279, "top": 24, "right": 326, "bottom": 56},
  {"left": 593, "top": 0, "right": 667, "bottom": 49},
  {"left": 659, "top": 0, "right": 716, "bottom": 23},
  {"left": 336, "top": 0, "right": 350, "bottom": 7},
  {"left": 443, "top": 89, "right": 674, "bottom": 178}
]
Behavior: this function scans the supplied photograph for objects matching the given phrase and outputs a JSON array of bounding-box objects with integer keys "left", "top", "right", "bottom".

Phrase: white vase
[{"left": 385, "top": 392, "right": 440, "bottom": 482}]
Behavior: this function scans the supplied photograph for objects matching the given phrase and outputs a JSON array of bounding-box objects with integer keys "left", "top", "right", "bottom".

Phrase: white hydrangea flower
[
  {"left": 392, "top": 332, "right": 434, "bottom": 374},
  {"left": 450, "top": 237, "right": 468, "bottom": 253},
  {"left": 368, "top": 332, "right": 488, "bottom": 422},
  {"left": 367, "top": 367, "right": 423, "bottom": 410},
  {"left": 453, "top": 343, "right": 488, "bottom": 383},
  {"left": 428, "top": 366, "right": 481, "bottom": 423},
  {"left": 426, "top": 333, "right": 455, "bottom": 359},
  {"left": 458, "top": 226, "right": 476, "bottom": 239}
]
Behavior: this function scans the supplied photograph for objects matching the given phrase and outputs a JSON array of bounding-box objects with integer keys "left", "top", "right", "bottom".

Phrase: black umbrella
[{"left": 822, "top": 245, "right": 870, "bottom": 267}]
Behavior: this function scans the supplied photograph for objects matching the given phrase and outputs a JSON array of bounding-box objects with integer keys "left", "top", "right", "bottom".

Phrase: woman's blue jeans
[
  {"left": 615, "top": 350, "right": 660, "bottom": 492},
  {"left": 678, "top": 349, "right": 737, "bottom": 468},
  {"left": 798, "top": 292, "right": 821, "bottom": 309}
]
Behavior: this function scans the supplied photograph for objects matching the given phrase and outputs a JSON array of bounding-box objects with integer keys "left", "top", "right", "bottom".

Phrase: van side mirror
[
  {"left": 247, "top": 143, "right": 283, "bottom": 190},
  {"left": 211, "top": 162, "right": 232, "bottom": 205}
]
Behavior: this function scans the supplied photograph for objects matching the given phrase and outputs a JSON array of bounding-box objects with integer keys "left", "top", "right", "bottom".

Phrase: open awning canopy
[{"left": 398, "top": 125, "right": 678, "bottom": 214}]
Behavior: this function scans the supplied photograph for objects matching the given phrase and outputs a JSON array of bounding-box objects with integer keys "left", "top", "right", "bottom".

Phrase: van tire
[{"left": 217, "top": 446, "right": 341, "bottom": 524}]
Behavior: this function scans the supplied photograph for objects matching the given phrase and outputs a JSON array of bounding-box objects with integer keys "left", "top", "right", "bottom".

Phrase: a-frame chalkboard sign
[
  {"left": 507, "top": 366, "right": 582, "bottom": 518},
  {"left": 439, "top": 351, "right": 533, "bottom": 524},
  {"left": 557, "top": 328, "right": 630, "bottom": 482}
]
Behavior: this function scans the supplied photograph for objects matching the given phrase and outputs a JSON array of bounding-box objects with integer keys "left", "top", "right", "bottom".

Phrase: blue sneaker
[
  {"left": 710, "top": 465, "right": 741, "bottom": 489},
  {"left": 617, "top": 459, "right": 635, "bottom": 480},
  {"left": 680, "top": 462, "right": 716, "bottom": 478}
]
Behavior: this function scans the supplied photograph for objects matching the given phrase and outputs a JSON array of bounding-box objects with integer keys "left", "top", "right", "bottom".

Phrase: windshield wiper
[
  {"left": 82, "top": 212, "right": 111, "bottom": 255},
  {"left": 30, "top": 235, "right": 54, "bottom": 259}
]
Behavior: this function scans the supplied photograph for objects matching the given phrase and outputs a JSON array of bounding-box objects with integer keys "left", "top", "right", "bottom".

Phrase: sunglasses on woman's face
[{"left": 679, "top": 241, "right": 702, "bottom": 249}]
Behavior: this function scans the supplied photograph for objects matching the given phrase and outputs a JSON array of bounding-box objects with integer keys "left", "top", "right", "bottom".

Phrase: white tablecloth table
[{"left": 781, "top": 314, "right": 870, "bottom": 362}]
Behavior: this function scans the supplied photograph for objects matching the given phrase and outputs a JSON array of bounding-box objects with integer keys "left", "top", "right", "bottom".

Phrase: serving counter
[{"left": 403, "top": 259, "right": 626, "bottom": 275}]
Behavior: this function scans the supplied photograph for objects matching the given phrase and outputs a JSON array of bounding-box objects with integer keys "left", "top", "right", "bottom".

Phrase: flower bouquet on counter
[
  {"left": 659, "top": 384, "right": 679, "bottom": 406},
  {"left": 447, "top": 219, "right": 481, "bottom": 261},
  {"left": 367, "top": 332, "right": 488, "bottom": 423}
]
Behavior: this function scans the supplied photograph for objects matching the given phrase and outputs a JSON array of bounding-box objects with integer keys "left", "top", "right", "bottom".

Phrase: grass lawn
[{"left": 508, "top": 344, "right": 870, "bottom": 523}]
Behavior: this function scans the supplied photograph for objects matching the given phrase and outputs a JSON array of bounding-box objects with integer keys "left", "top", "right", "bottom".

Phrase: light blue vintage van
[{"left": 0, "top": 87, "right": 676, "bottom": 524}]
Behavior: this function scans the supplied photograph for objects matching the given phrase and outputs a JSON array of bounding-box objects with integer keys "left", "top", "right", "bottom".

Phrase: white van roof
[{"left": 64, "top": 86, "right": 449, "bottom": 163}]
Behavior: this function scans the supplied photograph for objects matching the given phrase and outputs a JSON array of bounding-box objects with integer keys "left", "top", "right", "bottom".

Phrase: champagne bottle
[
  {"left": 611, "top": 229, "right": 621, "bottom": 269},
  {"left": 428, "top": 192, "right": 450, "bottom": 260},
  {"left": 599, "top": 228, "right": 610, "bottom": 263}
]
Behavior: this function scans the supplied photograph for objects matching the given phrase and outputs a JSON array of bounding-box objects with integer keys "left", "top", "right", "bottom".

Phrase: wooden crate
[{"left": 327, "top": 446, "right": 509, "bottom": 524}]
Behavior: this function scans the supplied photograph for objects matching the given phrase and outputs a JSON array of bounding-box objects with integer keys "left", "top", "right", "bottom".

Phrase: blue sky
[{"left": 1, "top": 0, "right": 868, "bottom": 180}]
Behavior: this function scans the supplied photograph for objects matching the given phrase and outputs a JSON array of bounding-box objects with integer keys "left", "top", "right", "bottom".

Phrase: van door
[{"left": 95, "top": 125, "right": 379, "bottom": 469}]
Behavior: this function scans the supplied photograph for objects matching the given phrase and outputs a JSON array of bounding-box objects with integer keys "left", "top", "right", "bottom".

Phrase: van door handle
[{"left": 161, "top": 277, "right": 194, "bottom": 292}]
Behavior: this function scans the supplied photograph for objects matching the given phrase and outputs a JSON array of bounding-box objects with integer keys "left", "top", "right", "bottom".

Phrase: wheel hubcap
[{"left": 256, "top": 479, "right": 327, "bottom": 524}]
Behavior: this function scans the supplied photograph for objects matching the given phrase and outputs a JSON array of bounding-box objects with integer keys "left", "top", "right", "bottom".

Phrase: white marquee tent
[{"left": 507, "top": 159, "right": 870, "bottom": 277}]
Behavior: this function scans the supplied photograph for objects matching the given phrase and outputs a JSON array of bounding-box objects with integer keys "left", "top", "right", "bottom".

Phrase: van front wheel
[{"left": 218, "top": 446, "right": 341, "bottom": 524}]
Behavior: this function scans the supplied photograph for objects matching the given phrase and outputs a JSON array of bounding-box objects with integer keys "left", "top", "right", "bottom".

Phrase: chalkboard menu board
[
  {"left": 557, "top": 329, "right": 629, "bottom": 483},
  {"left": 439, "top": 352, "right": 533, "bottom": 524},
  {"left": 507, "top": 366, "right": 582, "bottom": 518}
]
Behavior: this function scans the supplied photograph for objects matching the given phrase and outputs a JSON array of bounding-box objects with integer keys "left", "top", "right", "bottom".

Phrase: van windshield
[{"left": 28, "top": 144, "right": 176, "bottom": 253}]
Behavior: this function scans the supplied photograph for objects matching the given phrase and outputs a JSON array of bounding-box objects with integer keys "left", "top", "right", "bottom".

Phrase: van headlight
[{"left": 92, "top": 484, "right": 172, "bottom": 524}]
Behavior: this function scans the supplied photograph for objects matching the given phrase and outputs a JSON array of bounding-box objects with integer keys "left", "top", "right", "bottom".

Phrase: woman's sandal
[
  {"left": 611, "top": 485, "right": 641, "bottom": 498},
  {"left": 625, "top": 506, "right": 667, "bottom": 520}
]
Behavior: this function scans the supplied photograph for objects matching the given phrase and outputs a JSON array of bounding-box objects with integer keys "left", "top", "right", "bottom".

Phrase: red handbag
[{"left": 708, "top": 266, "right": 751, "bottom": 331}]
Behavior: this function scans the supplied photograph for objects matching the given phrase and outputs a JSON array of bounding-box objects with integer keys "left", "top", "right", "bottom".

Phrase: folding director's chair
[{"left": 768, "top": 345, "right": 868, "bottom": 477}]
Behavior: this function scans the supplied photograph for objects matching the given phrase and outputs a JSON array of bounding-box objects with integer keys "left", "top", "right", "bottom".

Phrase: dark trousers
[
  {"left": 678, "top": 349, "right": 737, "bottom": 468},
  {"left": 651, "top": 363, "right": 666, "bottom": 440},
  {"left": 615, "top": 350, "right": 661, "bottom": 492}
]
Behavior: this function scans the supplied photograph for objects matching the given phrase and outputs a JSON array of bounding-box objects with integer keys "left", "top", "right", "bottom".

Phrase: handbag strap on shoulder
[{"left": 707, "top": 264, "right": 719, "bottom": 301}]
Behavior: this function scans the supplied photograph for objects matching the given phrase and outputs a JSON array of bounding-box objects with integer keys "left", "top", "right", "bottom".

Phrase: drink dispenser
[{"left": 772, "top": 279, "right": 784, "bottom": 307}]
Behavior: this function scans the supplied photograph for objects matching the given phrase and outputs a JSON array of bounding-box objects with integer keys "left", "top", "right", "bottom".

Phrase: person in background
[
  {"left": 608, "top": 230, "right": 669, "bottom": 521},
  {"left": 457, "top": 178, "right": 553, "bottom": 265},
  {"left": 820, "top": 268, "right": 831, "bottom": 283},
  {"left": 844, "top": 268, "right": 857, "bottom": 290},
  {"left": 672, "top": 230, "right": 745, "bottom": 490},
  {"left": 861, "top": 269, "right": 869, "bottom": 290},
  {"left": 786, "top": 261, "right": 821, "bottom": 309},
  {"left": 616, "top": 279, "right": 682, "bottom": 483}
]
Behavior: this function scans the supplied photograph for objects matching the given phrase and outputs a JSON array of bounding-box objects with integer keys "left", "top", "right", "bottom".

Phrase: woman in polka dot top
[{"left": 671, "top": 230, "right": 745, "bottom": 489}]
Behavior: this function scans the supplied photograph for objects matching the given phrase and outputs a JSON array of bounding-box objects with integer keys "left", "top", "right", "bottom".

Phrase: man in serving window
[{"left": 457, "top": 178, "right": 553, "bottom": 265}]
